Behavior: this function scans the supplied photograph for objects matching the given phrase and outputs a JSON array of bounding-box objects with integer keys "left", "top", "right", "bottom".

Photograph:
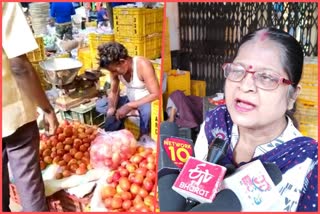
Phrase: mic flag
[
  {"left": 221, "top": 159, "right": 283, "bottom": 211},
  {"left": 172, "top": 156, "right": 226, "bottom": 203}
]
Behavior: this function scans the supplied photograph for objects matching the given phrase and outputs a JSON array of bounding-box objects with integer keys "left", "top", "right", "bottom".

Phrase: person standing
[
  {"left": 50, "top": 2, "right": 75, "bottom": 40},
  {"left": 2, "top": 2, "right": 59, "bottom": 211}
]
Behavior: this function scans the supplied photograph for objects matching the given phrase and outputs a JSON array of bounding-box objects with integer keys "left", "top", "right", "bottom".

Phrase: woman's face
[{"left": 225, "top": 39, "right": 291, "bottom": 130}]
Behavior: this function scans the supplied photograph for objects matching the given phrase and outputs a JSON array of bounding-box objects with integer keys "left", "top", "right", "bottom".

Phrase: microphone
[
  {"left": 158, "top": 121, "right": 195, "bottom": 211},
  {"left": 158, "top": 173, "right": 187, "bottom": 212},
  {"left": 172, "top": 138, "right": 230, "bottom": 209},
  {"left": 188, "top": 189, "right": 242, "bottom": 212},
  {"left": 221, "top": 159, "right": 283, "bottom": 211}
]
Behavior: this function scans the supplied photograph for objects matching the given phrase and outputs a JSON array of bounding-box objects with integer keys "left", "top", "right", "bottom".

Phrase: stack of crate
[
  {"left": 113, "top": 6, "right": 163, "bottom": 59},
  {"left": 294, "top": 57, "right": 318, "bottom": 140},
  {"left": 26, "top": 36, "right": 51, "bottom": 90}
]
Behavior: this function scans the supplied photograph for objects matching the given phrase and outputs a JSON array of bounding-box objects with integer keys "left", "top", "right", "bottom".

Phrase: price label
[{"left": 163, "top": 137, "right": 193, "bottom": 168}]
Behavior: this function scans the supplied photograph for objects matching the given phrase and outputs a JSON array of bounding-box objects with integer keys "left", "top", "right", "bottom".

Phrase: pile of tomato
[
  {"left": 100, "top": 146, "right": 157, "bottom": 212},
  {"left": 39, "top": 120, "right": 98, "bottom": 179}
]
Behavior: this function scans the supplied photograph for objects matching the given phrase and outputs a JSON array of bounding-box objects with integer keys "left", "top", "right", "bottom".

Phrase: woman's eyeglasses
[{"left": 222, "top": 63, "right": 293, "bottom": 90}]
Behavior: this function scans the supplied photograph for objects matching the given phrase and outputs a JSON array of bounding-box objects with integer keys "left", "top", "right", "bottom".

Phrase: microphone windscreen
[
  {"left": 262, "top": 162, "right": 282, "bottom": 185},
  {"left": 160, "top": 121, "right": 179, "bottom": 136},
  {"left": 188, "top": 189, "right": 242, "bottom": 212},
  {"left": 158, "top": 174, "right": 186, "bottom": 212}
]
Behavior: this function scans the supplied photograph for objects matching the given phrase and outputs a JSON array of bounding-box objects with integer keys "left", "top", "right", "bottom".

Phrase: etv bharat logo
[{"left": 188, "top": 163, "right": 214, "bottom": 186}]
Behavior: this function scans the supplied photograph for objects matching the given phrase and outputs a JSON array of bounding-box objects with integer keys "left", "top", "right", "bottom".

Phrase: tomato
[
  {"left": 132, "top": 174, "right": 144, "bottom": 185},
  {"left": 143, "top": 178, "right": 154, "bottom": 192},
  {"left": 122, "top": 199, "right": 132, "bottom": 211},
  {"left": 116, "top": 185, "right": 125, "bottom": 194},
  {"left": 120, "top": 192, "right": 133, "bottom": 201},
  {"left": 75, "top": 167, "right": 87, "bottom": 175},
  {"left": 144, "top": 195, "right": 155, "bottom": 207},
  {"left": 146, "top": 162, "right": 156, "bottom": 171},
  {"left": 101, "top": 186, "right": 116, "bottom": 199},
  {"left": 57, "top": 133, "right": 66, "bottom": 142},
  {"left": 126, "top": 163, "right": 138, "bottom": 173},
  {"left": 146, "top": 170, "right": 156, "bottom": 181},
  {"left": 112, "top": 171, "right": 121, "bottom": 183},
  {"left": 135, "top": 167, "right": 148, "bottom": 177},
  {"left": 134, "top": 201, "right": 147, "bottom": 211},
  {"left": 111, "top": 197, "right": 123, "bottom": 209},
  {"left": 64, "top": 126, "right": 73, "bottom": 137},
  {"left": 119, "top": 177, "right": 131, "bottom": 192},
  {"left": 133, "top": 195, "right": 143, "bottom": 205},
  {"left": 56, "top": 127, "right": 64, "bottom": 134},
  {"left": 146, "top": 154, "right": 155, "bottom": 163},
  {"left": 103, "top": 197, "right": 112, "bottom": 209},
  {"left": 130, "top": 154, "right": 143, "bottom": 164},
  {"left": 138, "top": 187, "right": 149, "bottom": 198},
  {"left": 130, "top": 183, "right": 140, "bottom": 195},
  {"left": 119, "top": 167, "right": 129, "bottom": 177}
]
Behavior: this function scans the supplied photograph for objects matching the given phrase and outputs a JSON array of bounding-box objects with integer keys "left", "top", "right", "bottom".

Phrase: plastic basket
[
  {"left": 301, "top": 57, "right": 318, "bottom": 84},
  {"left": 115, "top": 33, "right": 162, "bottom": 59},
  {"left": 191, "top": 80, "right": 207, "bottom": 97},
  {"left": 151, "top": 98, "right": 163, "bottom": 142},
  {"left": 77, "top": 47, "right": 93, "bottom": 75},
  {"left": 9, "top": 183, "right": 93, "bottom": 212},
  {"left": 88, "top": 33, "right": 114, "bottom": 55},
  {"left": 298, "top": 85, "right": 318, "bottom": 103},
  {"left": 166, "top": 69, "right": 191, "bottom": 96},
  {"left": 295, "top": 98, "right": 318, "bottom": 124},
  {"left": 124, "top": 117, "right": 140, "bottom": 140},
  {"left": 26, "top": 36, "right": 46, "bottom": 63}
]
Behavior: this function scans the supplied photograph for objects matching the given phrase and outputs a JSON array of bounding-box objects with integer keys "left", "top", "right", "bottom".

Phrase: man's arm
[
  {"left": 9, "top": 55, "right": 58, "bottom": 134},
  {"left": 107, "top": 73, "right": 120, "bottom": 115}
]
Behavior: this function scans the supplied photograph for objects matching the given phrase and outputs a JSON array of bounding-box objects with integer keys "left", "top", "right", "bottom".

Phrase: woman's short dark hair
[
  {"left": 235, "top": 27, "right": 304, "bottom": 88},
  {"left": 97, "top": 42, "right": 129, "bottom": 68}
]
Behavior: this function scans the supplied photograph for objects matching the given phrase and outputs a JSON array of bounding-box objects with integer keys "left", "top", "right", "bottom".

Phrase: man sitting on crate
[{"left": 96, "top": 41, "right": 160, "bottom": 137}]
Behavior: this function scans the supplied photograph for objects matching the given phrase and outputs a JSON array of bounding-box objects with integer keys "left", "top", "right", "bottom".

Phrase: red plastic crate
[{"left": 9, "top": 183, "right": 92, "bottom": 212}]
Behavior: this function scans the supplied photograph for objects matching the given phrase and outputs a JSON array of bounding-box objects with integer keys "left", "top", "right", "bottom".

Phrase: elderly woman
[{"left": 194, "top": 27, "right": 317, "bottom": 211}]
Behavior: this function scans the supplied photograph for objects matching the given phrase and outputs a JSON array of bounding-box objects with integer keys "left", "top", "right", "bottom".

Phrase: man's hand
[
  {"left": 43, "top": 111, "right": 59, "bottom": 136},
  {"left": 106, "top": 107, "right": 116, "bottom": 117},
  {"left": 115, "top": 104, "right": 133, "bottom": 120}
]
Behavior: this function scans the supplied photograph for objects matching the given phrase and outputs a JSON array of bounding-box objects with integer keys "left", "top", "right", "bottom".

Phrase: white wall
[{"left": 166, "top": 2, "right": 180, "bottom": 51}]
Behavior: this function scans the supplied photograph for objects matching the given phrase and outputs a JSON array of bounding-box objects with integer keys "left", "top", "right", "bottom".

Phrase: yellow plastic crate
[
  {"left": 301, "top": 57, "right": 318, "bottom": 84},
  {"left": 191, "top": 80, "right": 207, "bottom": 97},
  {"left": 166, "top": 69, "right": 191, "bottom": 95},
  {"left": 124, "top": 117, "right": 140, "bottom": 140},
  {"left": 298, "top": 123, "right": 318, "bottom": 140},
  {"left": 113, "top": 7, "right": 163, "bottom": 36},
  {"left": 88, "top": 33, "right": 114, "bottom": 55},
  {"left": 151, "top": 98, "right": 163, "bottom": 142},
  {"left": 26, "top": 36, "right": 46, "bottom": 63},
  {"left": 77, "top": 48, "right": 93, "bottom": 75},
  {"left": 115, "top": 34, "right": 162, "bottom": 59},
  {"left": 86, "top": 21, "right": 97, "bottom": 28},
  {"left": 299, "top": 85, "right": 318, "bottom": 103}
]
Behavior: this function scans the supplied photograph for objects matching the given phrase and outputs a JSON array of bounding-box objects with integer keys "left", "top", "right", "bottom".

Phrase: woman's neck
[
  {"left": 234, "top": 116, "right": 288, "bottom": 163},
  {"left": 238, "top": 116, "right": 288, "bottom": 147}
]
